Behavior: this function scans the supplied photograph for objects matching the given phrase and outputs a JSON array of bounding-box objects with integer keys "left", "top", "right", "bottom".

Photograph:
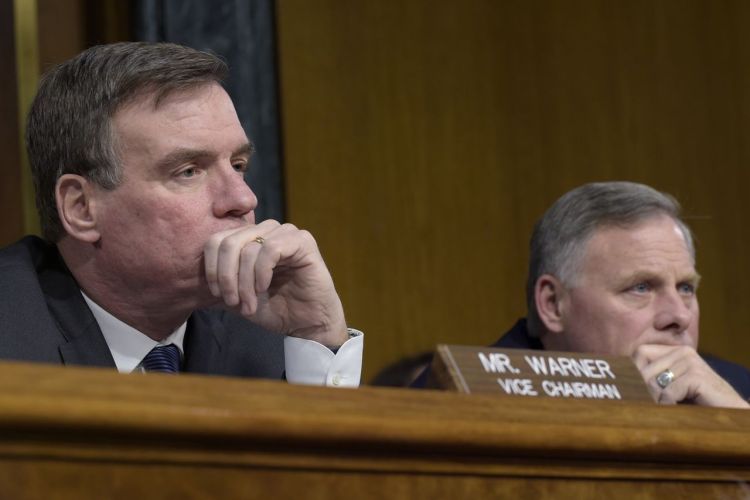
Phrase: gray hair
[
  {"left": 526, "top": 181, "right": 695, "bottom": 335},
  {"left": 26, "top": 42, "right": 228, "bottom": 241}
]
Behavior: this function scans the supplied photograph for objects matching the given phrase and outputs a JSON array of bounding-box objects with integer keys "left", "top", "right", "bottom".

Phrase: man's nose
[
  {"left": 653, "top": 289, "right": 693, "bottom": 333},
  {"left": 212, "top": 166, "right": 257, "bottom": 218}
]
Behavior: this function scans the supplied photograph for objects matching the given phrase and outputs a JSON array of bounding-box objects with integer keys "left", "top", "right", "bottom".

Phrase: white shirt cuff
[{"left": 284, "top": 329, "right": 363, "bottom": 387}]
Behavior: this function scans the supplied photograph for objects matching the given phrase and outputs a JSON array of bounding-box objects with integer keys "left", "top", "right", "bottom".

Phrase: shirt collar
[{"left": 81, "top": 291, "right": 186, "bottom": 373}]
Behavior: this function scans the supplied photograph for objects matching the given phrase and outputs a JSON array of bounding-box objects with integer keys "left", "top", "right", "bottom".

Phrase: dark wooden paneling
[
  {"left": 276, "top": 0, "right": 750, "bottom": 379},
  {"left": 0, "top": 0, "right": 24, "bottom": 246},
  {"left": 37, "top": 0, "right": 87, "bottom": 71},
  {"left": 38, "top": 0, "right": 131, "bottom": 71}
]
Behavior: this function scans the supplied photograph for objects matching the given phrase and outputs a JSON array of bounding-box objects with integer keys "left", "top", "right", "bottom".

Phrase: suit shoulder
[
  {"left": 0, "top": 235, "right": 48, "bottom": 263},
  {"left": 702, "top": 353, "right": 750, "bottom": 400},
  {"left": 0, "top": 236, "right": 69, "bottom": 362}
]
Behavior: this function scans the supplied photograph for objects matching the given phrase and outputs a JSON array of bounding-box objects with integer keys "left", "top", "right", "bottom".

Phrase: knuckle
[
  {"left": 298, "top": 229, "right": 317, "bottom": 245},
  {"left": 257, "top": 219, "right": 280, "bottom": 232},
  {"left": 676, "top": 345, "right": 695, "bottom": 357},
  {"left": 206, "top": 232, "right": 225, "bottom": 251},
  {"left": 261, "top": 241, "right": 282, "bottom": 260},
  {"left": 217, "top": 271, "right": 235, "bottom": 288},
  {"left": 218, "top": 234, "right": 242, "bottom": 257},
  {"left": 238, "top": 287, "right": 253, "bottom": 304},
  {"left": 240, "top": 245, "right": 257, "bottom": 258},
  {"left": 243, "top": 301, "right": 256, "bottom": 317},
  {"left": 632, "top": 344, "right": 647, "bottom": 357}
]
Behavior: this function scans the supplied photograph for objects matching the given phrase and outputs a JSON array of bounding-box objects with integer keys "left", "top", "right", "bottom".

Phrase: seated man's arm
[
  {"left": 204, "top": 221, "right": 362, "bottom": 385},
  {"left": 284, "top": 329, "right": 363, "bottom": 387}
]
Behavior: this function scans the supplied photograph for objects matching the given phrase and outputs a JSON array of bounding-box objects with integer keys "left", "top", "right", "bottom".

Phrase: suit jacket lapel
[
  {"left": 183, "top": 310, "right": 228, "bottom": 375},
  {"left": 38, "top": 252, "right": 116, "bottom": 368},
  {"left": 54, "top": 300, "right": 117, "bottom": 368}
]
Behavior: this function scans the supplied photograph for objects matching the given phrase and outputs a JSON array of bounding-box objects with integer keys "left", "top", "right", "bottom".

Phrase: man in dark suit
[
  {"left": 493, "top": 181, "right": 749, "bottom": 408},
  {"left": 0, "top": 42, "right": 362, "bottom": 384}
]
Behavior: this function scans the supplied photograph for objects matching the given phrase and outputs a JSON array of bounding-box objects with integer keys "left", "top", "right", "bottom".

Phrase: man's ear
[
  {"left": 534, "top": 274, "right": 568, "bottom": 334},
  {"left": 56, "top": 174, "right": 101, "bottom": 243}
]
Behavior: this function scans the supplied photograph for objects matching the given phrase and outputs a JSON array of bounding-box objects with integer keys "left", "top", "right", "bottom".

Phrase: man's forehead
[
  {"left": 111, "top": 82, "right": 247, "bottom": 151},
  {"left": 115, "top": 82, "right": 230, "bottom": 116},
  {"left": 580, "top": 216, "right": 696, "bottom": 278},
  {"left": 590, "top": 216, "right": 689, "bottom": 247}
]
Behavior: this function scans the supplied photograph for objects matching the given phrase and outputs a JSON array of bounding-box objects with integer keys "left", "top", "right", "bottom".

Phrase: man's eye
[
  {"left": 678, "top": 283, "right": 696, "bottom": 295},
  {"left": 233, "top": 162, "right": 248, "bottom": 173},
  {"left": 630, "top": 282, "right": 651, "bottom": 293},
  {"left": 180, "top": 167, "right": 197, "bottom": 178}
]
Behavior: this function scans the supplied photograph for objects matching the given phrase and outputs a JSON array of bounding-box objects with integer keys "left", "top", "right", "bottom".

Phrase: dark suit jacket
[
  {"left": 0, "top": 236, "right": 285, "bottom": 378},
  {"left": 495, "top": 318, "right": 750, "bottom": 401}
]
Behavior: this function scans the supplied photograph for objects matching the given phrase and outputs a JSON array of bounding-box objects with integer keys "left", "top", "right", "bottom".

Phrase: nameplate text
[{"left": 428, "top": 345, "right": 652, "bottom": 402}]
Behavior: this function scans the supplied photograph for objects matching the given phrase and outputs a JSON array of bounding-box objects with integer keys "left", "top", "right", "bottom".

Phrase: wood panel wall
[
  {"left": 0, "top": 0, "right": 131, "bottom": 248},
  {"left": 0, "top": 0, "right": 25, "bottom": 246},
  {"left": 275, "top": 0, "right": 750, "bottom": 380}
]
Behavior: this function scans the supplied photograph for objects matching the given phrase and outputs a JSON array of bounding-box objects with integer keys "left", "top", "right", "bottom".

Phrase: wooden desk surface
[{"left": 0, "top": 361, "right": 747, "bottom": 498}]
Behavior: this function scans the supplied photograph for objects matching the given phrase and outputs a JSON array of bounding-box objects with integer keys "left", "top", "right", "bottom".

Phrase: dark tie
[{"left": 141, "top": 344, "right": 181, "bottom": 373}]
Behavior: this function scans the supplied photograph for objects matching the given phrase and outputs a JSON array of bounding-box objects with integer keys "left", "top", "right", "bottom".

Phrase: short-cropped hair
[
  {"left": 26, "top": 42, "right": 228, "bottom": 241},
  {"left": 526, "top": 181, "right": 694, "bottom": 335}
]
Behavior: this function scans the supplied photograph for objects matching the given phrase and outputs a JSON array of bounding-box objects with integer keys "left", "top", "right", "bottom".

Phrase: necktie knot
[{"left": 142, "top": 344, "right": 181, "bottom": 373}]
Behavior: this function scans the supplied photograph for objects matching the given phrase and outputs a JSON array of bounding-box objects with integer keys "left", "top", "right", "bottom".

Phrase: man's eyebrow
[
  {"left": 616, "top": 270, "right": 702, "bottom": 286},
  {"left": 155, "top": 142, "right": 254, "bottom": 171},
  {"left": 615, "top": 270, "right": 653, "bottom": 286},
  {"left": 155, "top": 148, "right": 215, "bottom": 171},
  {"left": 233, "top": 142, "right": 255, "bottom": 158}
]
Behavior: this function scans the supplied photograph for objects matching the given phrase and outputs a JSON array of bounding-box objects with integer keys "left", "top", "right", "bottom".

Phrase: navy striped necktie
[{"left": 141, "top": 344, "right": 181, "bottom": 373}]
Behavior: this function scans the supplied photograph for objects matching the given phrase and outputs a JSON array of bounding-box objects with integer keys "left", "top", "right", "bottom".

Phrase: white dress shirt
[{"left": 81, "top": 292, "right": 362, "bottom": 387}]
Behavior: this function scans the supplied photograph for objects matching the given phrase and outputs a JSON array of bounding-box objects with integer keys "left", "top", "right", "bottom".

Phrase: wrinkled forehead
[
  {"left": 109, "top": 82, "right": 247, "bottom": 172},
  {"left": 580, "top": 215, "right": 696, "bottom": 276},
  {"left": 111, "top": 82, "right": 242, "bottom": 140},
  {"left": 594, "top": 214, "right": 693, "bottom": 259},
  {"left": 114, "top": 80, "right": 225, "bottom": 116}
]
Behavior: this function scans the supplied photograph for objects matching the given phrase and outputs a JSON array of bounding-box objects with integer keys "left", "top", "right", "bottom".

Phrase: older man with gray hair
[{"left": 493, "top": 181, "right": 749, "bottom": 408}]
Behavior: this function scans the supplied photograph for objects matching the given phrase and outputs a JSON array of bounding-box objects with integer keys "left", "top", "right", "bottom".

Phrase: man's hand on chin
[
  {"left": 633, "top": 344, "right": 750, "bottom": 409},
  {"left": 203, "top": 220, "right": 349, "bottom": 348}
]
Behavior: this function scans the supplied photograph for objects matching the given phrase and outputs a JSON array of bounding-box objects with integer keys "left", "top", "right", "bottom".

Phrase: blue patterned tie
[{"left": 141, "top": 344, "right": 181, "bottom": 373}]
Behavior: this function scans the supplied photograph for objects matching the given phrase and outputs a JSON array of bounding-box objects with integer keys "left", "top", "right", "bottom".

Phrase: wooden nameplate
[{"left": 428, "top": 344, "right": 653, "bottom": 402}]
